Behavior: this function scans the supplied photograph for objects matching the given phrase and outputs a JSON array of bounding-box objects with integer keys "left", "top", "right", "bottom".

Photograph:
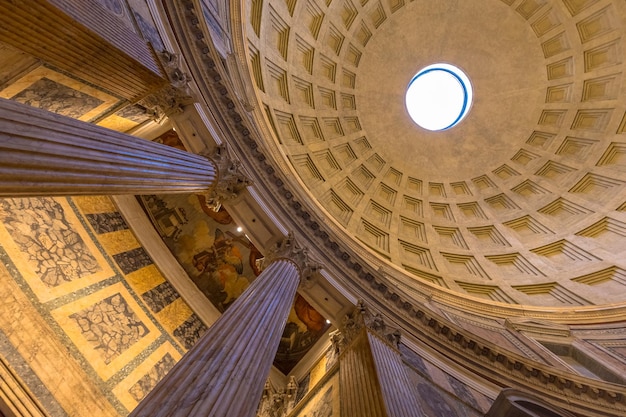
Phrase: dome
[{"left": 245, "top": 0, "right": 626, "bottom": 309}]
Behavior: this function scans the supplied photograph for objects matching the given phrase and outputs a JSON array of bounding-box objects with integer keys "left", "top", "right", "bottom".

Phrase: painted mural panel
[
  {"left": 138, "top": 191, "right": 329, "bottom": 373},
  {"left": 112, "top": 341, "right": 182, "bottom": 411}
]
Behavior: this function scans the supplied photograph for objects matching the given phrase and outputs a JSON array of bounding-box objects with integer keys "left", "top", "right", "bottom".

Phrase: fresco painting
[{"left": 139, "top": 192, "right": 329, "bottom": 373}]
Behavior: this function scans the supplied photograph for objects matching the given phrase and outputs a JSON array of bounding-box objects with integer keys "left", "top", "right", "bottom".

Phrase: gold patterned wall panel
[
  {"left": 0, "top": 198, "right": 115, "bottom": 303},
  {"left": 291, "top": 372, "right": 340, "bottom": 417},
  {"left": 0, "top": 196, "right": 207, "bottom": 415}
]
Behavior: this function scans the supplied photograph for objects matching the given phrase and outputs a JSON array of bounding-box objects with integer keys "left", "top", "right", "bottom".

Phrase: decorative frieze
[{"left": 256, "top": 377, "right": 298, "bottom": 417}]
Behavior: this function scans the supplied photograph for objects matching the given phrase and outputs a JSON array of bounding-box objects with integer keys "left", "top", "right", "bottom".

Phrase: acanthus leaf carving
[
  {"left": 204, "top": 144, "right": 253, "bottom": 212},
  {"left": 256, "top": 376, "right": 298, "bottom": 417},
  {"left": 334, "top": 300, "right": 402, "bottom": 352},
  {"left": 261, "top": 232, "right": 321, "bottom": 287},
  {"left": 140, "top": 50, "right": 195, "bottom": 122}
]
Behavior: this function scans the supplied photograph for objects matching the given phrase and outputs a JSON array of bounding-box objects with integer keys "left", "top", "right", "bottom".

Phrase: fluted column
[
  {"left": 129, "top": 233, "right": 319, "bottom": 417},
  {"left": 336, "top": 303, "right": 425, "bottom": 417},
  {"left": 0, "top": 98, "right": 218, "bottom": 196},
  {"left": 0, "top": 0, "right": 166, "bottom": 101},
  {"left": 340, "top": 329, "right": 388, "bottom": 417}
]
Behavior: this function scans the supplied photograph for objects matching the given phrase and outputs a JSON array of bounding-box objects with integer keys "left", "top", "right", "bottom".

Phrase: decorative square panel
[
  {"left": 51, "top": 282, "right": 160, "bottom": 380},
  {"left": 0, "top": 66, "right": 119, "bottom": 121},
  {"left": 97, "top": 104, "right": 152, "bottom": 132},
  {"left": 0, "top": 197, "right": 114, "bottom": 302},
  {"left": 112, "top": 342, "right": 182, "bottom": 412}
]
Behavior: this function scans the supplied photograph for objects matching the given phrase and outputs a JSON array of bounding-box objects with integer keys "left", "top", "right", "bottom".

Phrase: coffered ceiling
[{"left": 244, "top": 0, "right": 626, "bottom": 307}]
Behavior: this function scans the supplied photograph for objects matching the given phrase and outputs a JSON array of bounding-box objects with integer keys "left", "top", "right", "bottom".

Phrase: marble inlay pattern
[
  {"left": 292, "top": 374, "right": 338, "bottom": 417},
  {"left": 447, "top": 374, "right": 481, "bottom": 410},
  {"left": 308, "top": 386, "right": 333, "bottom": 417},
  {"left": 115, "top": 103, "right": 152, "bottom": 123},
  {"left": 113, "top": 247, "right": 154, "bottom": 275},
  {"left": 11, "top": 77, "right": 104, "bottom": 118},
  {"left": 0, "top": 195, "right": 210, "bottom": 414},
  {"left": 0, "top": 64, "right": 120, "bottom": 123},
  {"left": 69, "top": 293, "right": 150, "bottom": 365},
  {"left": 128, "top": 352, "right": 176, "bottom": 402},
  {"left": 141, "top": 281, "right": 179, "bottom": 314},
  {"left": 173, "top": 313, "right": 207, "bottom": 349},
  {"left": 86, "top": 212, "right": 129, "bottom": 234},
  {"left": 400, "top": 343, "right": 492, "bottom": 415},
  {"left": 111, "top": 341, "right": 182, "bottom": 412},
  {"left": 0, "top": 197, "right": 101, "bottom": 288},
  {"left": 51, "top": 281, "right": 161, "bottom": 381}
]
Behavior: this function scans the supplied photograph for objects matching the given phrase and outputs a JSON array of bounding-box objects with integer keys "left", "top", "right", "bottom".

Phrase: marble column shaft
[
  {"left": 0, "top": 0, "right": 166, "bottom": 101},
  {"left": 340, "top": 329, "right": 425, "bottom": 417},
  {"left": 0, "top": 98, "right": 217, "bottom": 196},
  {"left": 128, "top": 259, "right": 301, "bottom": 417}
]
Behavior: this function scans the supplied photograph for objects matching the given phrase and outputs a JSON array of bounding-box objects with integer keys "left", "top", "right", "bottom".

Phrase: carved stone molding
[
  {"left": 256, "top": 376, "right": 298, "bottom": 417},
  {"left": 140, "top": 84, "right": 195, "bottom": 122},
  {"left": 505, "top": 318, "right": 572, "bottom": 339},
  {"left": 335, "top": 301, "right": 402, "bottom": 352},
  {"left": 204, "top": 144, "right": 253, "bottom": 212},
  {"left": 261, "top": 232, "right": 321, "bottom": 287},
  {"left": 140, "top": 50, "right": 195, "bottom": 121},
  {"left": 158, "top": 50, "right": 190, "bottom": 88}
]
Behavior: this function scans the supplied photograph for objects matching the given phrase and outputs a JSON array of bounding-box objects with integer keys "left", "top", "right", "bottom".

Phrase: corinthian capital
[
  {"left": 262, "top": 232, "right": 321, "bottom": 286},
  {"left": 140, "top": 50, "right": 194, "bottom": 122},
  {"left": 204, "top": 145, "right": 253, "bottom": 211},
  {"left": 336, "top": 301, "right": 402, "bottom": 351}
]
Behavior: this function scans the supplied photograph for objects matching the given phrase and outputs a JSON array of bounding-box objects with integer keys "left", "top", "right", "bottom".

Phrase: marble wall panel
[{"left": 0, "top": 195, "right": 208, "bottom": 415}]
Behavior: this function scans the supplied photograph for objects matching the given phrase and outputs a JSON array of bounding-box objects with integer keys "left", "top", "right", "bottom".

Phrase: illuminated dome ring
[{"left": 405, "top": 64, "right": 473, "bottom": 131}]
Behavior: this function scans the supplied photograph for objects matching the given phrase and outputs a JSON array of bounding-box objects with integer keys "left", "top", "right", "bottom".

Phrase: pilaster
[{"left": 335, "top": 302, "right": 425, "bottom": 417}]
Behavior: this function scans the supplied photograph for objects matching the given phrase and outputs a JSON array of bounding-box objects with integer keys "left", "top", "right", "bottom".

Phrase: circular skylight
[{"left": 405, "top": 64, "right": 472, "bottom": 131}]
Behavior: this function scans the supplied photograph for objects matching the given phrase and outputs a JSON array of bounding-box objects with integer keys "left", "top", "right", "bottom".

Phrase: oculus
[{"left": 405, "top": 63, "right": 472, "bottom": 131}]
